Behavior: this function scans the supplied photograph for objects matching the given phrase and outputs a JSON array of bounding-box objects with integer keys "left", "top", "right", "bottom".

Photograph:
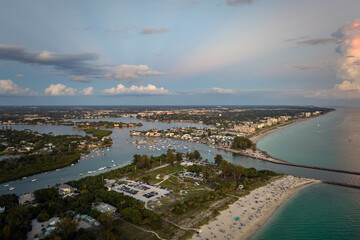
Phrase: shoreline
[
  {"left": 241, "top": 179, "right": 319, "bottom": 240},
  {"left": 191, "top": 176, "right": 320, "bottom": 240},
  {"left": 249, "top": 117, "right": 309, "bottom": 144}
]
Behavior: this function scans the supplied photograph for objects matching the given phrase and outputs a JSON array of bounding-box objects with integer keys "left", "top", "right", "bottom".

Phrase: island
[{"left": 0, "top": 128, "right": 113, "bottom": 183}]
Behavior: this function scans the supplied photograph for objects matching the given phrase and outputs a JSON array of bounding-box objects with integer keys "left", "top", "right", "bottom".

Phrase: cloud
[
  {"left": 294, "top": 64, "right": 319, "bottom": 71},
  {"left": 44, "top": 84, "right": 77, "bottom": 96},
  {"left": 0, "top": 79, "right": 36, "bottom": 96},
  {"left": 311, "top": 20, "right": 360, "bottom": 99},
  {"left": 81, "top": 87, "right": 94, "bottom": 96},
  {"left": 312, "top": 81, "right": 360, "bottom": 99},
  {"left": 112, "top": 65, "right": 163, "bottom": 80},
  {"left": 298, "top": 38, "right": 342, "bottom": 45},
  {"left": 0, "top": 44, "right": 100, "bottom": 75},
  {"left": 0, "top": 44, "right": 163, "bottom": 82},
  {"left": 210, "top": 87, "right": 236, "bottom": 94},
  {"left": 140, "top": 28, "right": 169, "bottom": 35},
  {"left": 69, "top": 75, "right": 90, "bottom": 82},
  {"left": 284, "top": 36, "right": 309, "bottom": 42},
  {"left": 102, "top": 84, "right": 171, "bottom": 95},
  {"left": 226, "top": 0, "right": 255, "bottom": 6},
  {"left": 15, "top": 74, "right": 24, "bottom": 78}
]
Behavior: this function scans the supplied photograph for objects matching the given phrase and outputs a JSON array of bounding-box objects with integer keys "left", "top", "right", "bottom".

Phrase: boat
[
  {"left": 22, "top": 176, "right": 27, "bottom": 180},
  {"left": 32, "top": 179, "right": 37, "bottom": 182},
  {"left": 79, "top": 173, "right": 83, "bottom": 176},
  {"left": 56, "top": 169, "right": 60, "bottom": 172},
  {"left": 9, "top": 187, "right": 14, "bottom": 191},
  {"left": 4, "top": 184, "right": 9, "bottom": 187},
  {"left": 71, "top": 163, "right": 74, "bottom": 166}
]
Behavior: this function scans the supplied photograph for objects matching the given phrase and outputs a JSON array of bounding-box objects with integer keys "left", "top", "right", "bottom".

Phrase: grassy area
[
  {"left": 137, "top": 165, "right": 221, "bottom": 216},
  {"left": 117, "top": 221, "right": 159, "bottom": 240}
]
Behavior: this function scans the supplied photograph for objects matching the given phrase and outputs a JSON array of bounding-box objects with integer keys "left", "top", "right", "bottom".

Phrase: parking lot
[{"left": 110, "top": 180, "right": 173, "bottom": 203}]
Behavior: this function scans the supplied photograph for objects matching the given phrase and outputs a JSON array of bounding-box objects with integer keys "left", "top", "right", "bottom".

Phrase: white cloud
[
  {"left": 103, "top": 84, "right": 170, "bottom": 95},
  {"left": 81, "top": 87, "right": 94, "bottom": 96},
  {"left": 313, "top": 81, "right": 360, "bottom": 99},
  {"left": 211, "top": 87, "right": 236, "bottom": 94},
  {"left": 44, "top": 84, "right": 77, "bottom": 96},
  {"left": 112, "top": 65, "right": 163, "bottom": 80},
  {"left": 312, "top": 20, "right": 360, "bottom": 99},
  {"left": 0, "top": 79, "right": 36, "bottom": 96}
]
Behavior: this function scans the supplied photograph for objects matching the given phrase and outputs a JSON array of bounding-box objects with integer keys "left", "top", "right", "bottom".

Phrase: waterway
[
  {"left": 1, "top": 115, "right": 360, "bottom": 196},
  {"left": 1, "top": 112, "right": 360, "bottom": 239}
]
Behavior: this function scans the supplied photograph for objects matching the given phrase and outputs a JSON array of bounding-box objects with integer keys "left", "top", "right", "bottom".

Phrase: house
[
  {"left": 58, "top": 184, "right": 77, "bottom": 196},
  {"left": 94, "top": 202, "right": 117, "bottom": 214},
  {"left": 19, "top": 193, "right": 35, "bottom": 205}
]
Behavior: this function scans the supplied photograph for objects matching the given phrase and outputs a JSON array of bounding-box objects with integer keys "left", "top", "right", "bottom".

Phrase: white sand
[{"left": 191, "top": 176, "right": 320, "bottom": 240}]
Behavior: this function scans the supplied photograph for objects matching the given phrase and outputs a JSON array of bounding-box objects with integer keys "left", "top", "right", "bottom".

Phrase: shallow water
[{"left": 253, "top": 183, "right": 360, "bottom": 240}]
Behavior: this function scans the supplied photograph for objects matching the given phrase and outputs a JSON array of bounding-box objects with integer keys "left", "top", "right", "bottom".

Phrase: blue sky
[{"left": 1, "top": 0, "right": 360, "bottom": 106}]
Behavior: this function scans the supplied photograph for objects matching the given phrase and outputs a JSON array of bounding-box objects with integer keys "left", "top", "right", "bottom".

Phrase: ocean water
[
  {"left": 254, "top": 108, "right": 360, "bottom": 239},
  {"left": 253, "top": 183, "right": 360, "bottom": 240},
  {"left": 257, "top": 108, "right": 360, "bottom": 172}
]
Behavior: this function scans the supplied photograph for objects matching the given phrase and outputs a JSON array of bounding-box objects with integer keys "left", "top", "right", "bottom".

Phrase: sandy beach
[
  {"left": 191, "top": 176, "right": 320, "bottom": 240},
  {"left": 250, "top": 118, "right": 308, "bottom": 144}
]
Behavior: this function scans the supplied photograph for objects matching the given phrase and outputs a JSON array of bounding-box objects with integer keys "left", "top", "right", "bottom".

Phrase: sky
[{"left": 1, "top": 0, "right": 360, "bottom": 106}]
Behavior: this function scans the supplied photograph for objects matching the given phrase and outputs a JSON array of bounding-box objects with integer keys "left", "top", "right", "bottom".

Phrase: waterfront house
[
  {"left": 19, "top": 193, "right": 35, "bottom": 205},
  {"left": 58, "top": 184, "right": 78, "bottom": 197}
]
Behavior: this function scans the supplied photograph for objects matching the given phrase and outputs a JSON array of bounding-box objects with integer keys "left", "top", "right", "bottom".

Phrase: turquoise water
[
  {"left": 258, "top": 108, "right": 360, "bottom": 172},
  {"left": 254, "top": 183, "right": 360, "bottom": 240},
  {"left": 254, "top": 108, "right": 360, "bottom": 239}
]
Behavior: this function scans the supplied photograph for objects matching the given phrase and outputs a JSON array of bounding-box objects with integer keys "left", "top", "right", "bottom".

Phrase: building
[
  {"left": 58, "top": 184, "right": 77, "bottom": 197},
  {"left": 94, "top": 202, "right": 117, "bottom": 214},
  {"left": 19, "top": 193, "right": 35, "bottom": 205}
]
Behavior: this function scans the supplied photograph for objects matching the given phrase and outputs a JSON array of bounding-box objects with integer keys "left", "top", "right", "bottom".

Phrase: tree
[
  {"left": 214, "top": 154, "right": 223, "bottom": 166},
  {"left": 231, "top": 136, "right": 254, "bottom": 150},
  {"left": 166, "top": 149, "right": 176, "bottom": 164},
  {"left": 176, "top": 152, "right": 183, "bottom": 162},
  {"left": 55, "top": 217, "right": 78, "bottom": 240},
  {"left": 98, "top": 229, "right": 117, "bottom": 240},
  {"left": 194, "top": 150, "right": 201, "bottom": 160},
  {"left": 1, "top": 205, "right": 31, "bottom": 240},
  {"left": 98, "top": 213, "right": 116, "bottom": 231},
  {"left": 34, "top": 188, "right": 59, "bottom": 203}
]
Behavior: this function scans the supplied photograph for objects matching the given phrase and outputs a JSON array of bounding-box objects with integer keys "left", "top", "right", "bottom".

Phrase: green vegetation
[
  {"left": 84, "top": 128, "right": 112, "bottom": 138},
  {"left": 231, "top": 136, "right": 256, "bottom": 150},
  {"left": 0, "top": 129, "right": 113, "bottom": 183},
  {"left": 0, "top": 151, "right": 279, "bottom": 240},
  {"left": 0, "top": 152, "right": 80, "bottom": 183}
]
